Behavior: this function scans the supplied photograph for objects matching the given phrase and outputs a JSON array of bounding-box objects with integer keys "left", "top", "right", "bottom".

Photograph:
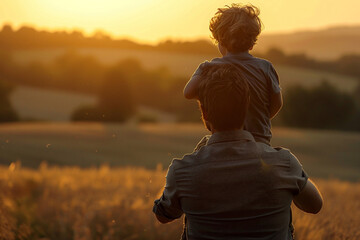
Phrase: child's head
[
  {"left": 209, "top": 4, "right": 262, "bottom": 53},
  {"left": 198, "top": 63, "right": 250, "bottom": 132}
]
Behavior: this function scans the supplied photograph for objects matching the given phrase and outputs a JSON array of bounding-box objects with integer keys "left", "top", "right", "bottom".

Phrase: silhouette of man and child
[{"left": 153, "top": 4, "right": 323, "bottom": 240}]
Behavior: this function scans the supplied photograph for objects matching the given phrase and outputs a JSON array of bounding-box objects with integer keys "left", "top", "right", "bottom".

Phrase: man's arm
[
  {"left": 153, "top": 163, "right": 183, "bottom": 224},
  {"left": 293, "top": 179, "right": 323, "bottom": 214},
  {"left": 269, "top": 91, "right": 283, "bottom": 119}
]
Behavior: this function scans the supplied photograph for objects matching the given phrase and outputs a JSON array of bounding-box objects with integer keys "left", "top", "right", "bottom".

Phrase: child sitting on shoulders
[{"left": 184, "top": 3, "right": 282, "bottom": 145}]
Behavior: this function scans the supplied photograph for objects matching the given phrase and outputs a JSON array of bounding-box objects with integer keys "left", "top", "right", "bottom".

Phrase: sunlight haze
[{"left": 1, "top": 0, "right": 360, "bottom": 43}]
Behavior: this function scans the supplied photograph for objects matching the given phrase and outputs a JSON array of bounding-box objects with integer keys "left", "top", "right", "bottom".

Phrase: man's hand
[{"left": 155, "top": 214, "right": 174, "bottom": 224}]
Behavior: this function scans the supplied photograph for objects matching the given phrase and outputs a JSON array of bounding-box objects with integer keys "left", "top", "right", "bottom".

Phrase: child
[
  {"left": 184, "top": 3, "right": 282, "bottom": 145},
  {"left": 182, "top": 4, "right": 285, "bottom": 239}
]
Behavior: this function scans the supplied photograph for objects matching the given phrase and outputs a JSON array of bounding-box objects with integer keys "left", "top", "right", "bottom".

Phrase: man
[{"left": 153, "top": 64, "right": 323, "bottom": 240}]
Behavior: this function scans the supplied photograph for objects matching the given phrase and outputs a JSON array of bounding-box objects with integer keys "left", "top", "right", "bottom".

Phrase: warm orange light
[{"left": 1, "top": 0, "right": 360, "bottom": 43}]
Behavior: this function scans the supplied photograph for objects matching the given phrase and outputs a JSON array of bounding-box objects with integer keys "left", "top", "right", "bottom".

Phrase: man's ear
[
  {"left": 200, "top": 103, "right": 208, "bottom": 121},
  {"left": 200, "top": 103, "right": 212, "bottom": 132}
]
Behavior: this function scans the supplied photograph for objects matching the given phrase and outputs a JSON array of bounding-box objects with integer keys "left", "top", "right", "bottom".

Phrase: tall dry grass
[{"left": 0, "top": 163, "right": 359, "bottom": 240}]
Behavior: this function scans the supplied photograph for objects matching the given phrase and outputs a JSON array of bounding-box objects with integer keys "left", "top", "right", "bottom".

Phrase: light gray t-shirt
[
  {"left": 191, "top": 52, "right": 281, "bottom": 144},
  {"left": 153, "top": 130, "right": 308, "bottom": 240}
]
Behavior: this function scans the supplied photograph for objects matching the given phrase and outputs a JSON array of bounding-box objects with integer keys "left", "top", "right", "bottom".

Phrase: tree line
[
  {"left": 1, "top": 24, "right": 360, "bottom": 80},
  {"left": 0, "top": 49, "right": 359, "bottom": 131},
  {"left": 0, "top": 24, "right": 217, "bottom": 55},
  {"left": 262, "top": 48, "right": 360, "bottom": 80},
  {"left": 0, "top": 50, "right": 199, "bottom": 123}
]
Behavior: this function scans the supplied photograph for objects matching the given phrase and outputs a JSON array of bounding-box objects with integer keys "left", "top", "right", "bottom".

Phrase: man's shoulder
[
  {"left": 169, "top": 141, "right": 299, "bottom": 172},
  {"left": 199, "top": 56, "right": 274, "bottom": 69},
  {"left": 258, "top": 142, "right": 297, "bottom": 159},
  {"left": 170, "top": 151, "right": 200, "bottom": 170},
  {"left": 261, "top": 143, "right": 302, "bottom": 169}
]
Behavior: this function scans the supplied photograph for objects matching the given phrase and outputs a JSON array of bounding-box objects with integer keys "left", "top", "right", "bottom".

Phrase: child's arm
[
  {"left": 183, "top": 74, "right": 201, "bottom": 100},
  {"left": 268, "top": 63, "right": 282, "bottom": 119},
  {"left": 269, "top": 91, "right": 283, "bottom": 119},
  {"left": 184, "top": 61, "right": 211, "bottom": 100}
]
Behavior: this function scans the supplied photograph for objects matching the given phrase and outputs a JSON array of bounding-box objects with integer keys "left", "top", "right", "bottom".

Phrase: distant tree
[
  {"left": 165, "top": 77, "right": 201, "bottom": 122},
  {"left": 281, "top": 81, "right": 355, "bottom": 130},
  {"left": 335, "top": 55, "right": 360, "bottom": 77},
  {"left": 0, "top": 51, "right": 16, "bottom": 80},
  {"left": 71, "top": 105, "right": 102, "bottom": 121},
  {"left": 0, "top": 79, "right": 18, "bottom": 122},
  {"left": 157, "top": 39, "right": 217, "bottom": 54},
  {"left": 53, "top": 50, "right": 105, "bottom": 93},
  {"left": 354, "top": 84, "right": 360, "bottom": 108},
  {"left": 72, "top": 66, "right": 136, "bottom": 122},
  {"left": 265, "top": 48, "right": 286, "bottom": 63},
  {"left": 1, "top": 24, "right": 14, "bottom": 34},
  {"left": 98, "top": 66, "right": 135, "bottom": 122}
]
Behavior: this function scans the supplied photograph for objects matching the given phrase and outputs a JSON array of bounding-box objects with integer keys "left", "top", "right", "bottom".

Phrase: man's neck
[
  {"left": 224, "top": 50, "right": 250, "bottom": 57},
  {"left": 211, "top": 127, "right": 244, "bottom": 134}
]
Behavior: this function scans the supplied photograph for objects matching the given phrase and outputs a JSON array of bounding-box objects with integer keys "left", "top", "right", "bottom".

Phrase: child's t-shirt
[{"left": 191, "top": 52, "right": 280, "bottom": 144}]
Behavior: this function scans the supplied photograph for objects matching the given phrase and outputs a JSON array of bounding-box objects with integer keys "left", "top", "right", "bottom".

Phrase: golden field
[
  {"left": 0, "top": 165, "right": 359, "bottom": 240},
  {"left": 1, "top": 123, "right": 360, "bottom": 239}
]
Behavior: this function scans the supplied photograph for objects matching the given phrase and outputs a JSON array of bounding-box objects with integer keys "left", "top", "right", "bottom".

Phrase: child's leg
[{"left": 193, "top": 135, "right": 211, "bottom": 152}]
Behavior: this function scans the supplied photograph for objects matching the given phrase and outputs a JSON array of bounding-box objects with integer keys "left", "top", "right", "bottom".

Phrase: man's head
[
  {"left": 209, "top": 4, "right": 262, "bottom": 53},
  {"left": 198, "top": 64, "right": 250, "bottom": 132}
]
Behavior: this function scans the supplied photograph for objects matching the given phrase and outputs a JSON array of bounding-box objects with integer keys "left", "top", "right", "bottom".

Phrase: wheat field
[{"left": 0, "top": 164, "right": 359, "bottom": 240}]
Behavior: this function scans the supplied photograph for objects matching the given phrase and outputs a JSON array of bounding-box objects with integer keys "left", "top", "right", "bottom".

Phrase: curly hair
[
  {"left": 198, "top": 64, "right": 250, "bottom": 131},
  {"left": 209, "top": 4, "right": 262, "bottom": 53}
]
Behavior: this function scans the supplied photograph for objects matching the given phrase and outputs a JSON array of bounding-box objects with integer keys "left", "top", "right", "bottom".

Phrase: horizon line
[{"left": 1, "top": 22, "right": 360, "bottom": 45}]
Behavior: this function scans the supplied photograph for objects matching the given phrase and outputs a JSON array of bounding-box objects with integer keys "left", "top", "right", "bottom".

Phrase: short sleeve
[
  {"left": 268, "top": 63, "right": 281, "bottom": 94},
  {"left": 190, "top": 61, "right": 211, "bottom": 79},
  {"left": 153, "top": 162, "right": 183, "bottom": 220},
  {"left": 288, "top": 153, "right": 309, "bottom": 195}
]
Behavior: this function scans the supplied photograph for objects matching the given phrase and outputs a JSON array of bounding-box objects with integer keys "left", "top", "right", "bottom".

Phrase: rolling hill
[{"left": 257, "top": 26, "right": 360, "bottom": 60}]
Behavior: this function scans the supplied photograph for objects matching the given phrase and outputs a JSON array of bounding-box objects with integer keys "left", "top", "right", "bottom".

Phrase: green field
[
  {"left": 1, "top": 122, "right": 359, "bottom": 181},
  {"left": 10, "top": 85, "right": 96, "bottom": 121},
  {"left": 9, "top": 48, "right": 358, "bottom": 122}
]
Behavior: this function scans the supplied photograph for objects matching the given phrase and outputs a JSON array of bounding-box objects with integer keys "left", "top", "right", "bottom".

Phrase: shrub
[
  {"left": 0, "top": 79, "right": 18, "bottom": 122},
  {"left": 71, "top": 105, "right": 103, "bottom": 121},
  {"left": 98, "top": 67, "right": 135, "bottom": 122},
  {"left": 281, "top": 81, "right": 355, "bottom": 130},
  {"left": 136, "top": 114, "right": 158, "bottom": 123}
]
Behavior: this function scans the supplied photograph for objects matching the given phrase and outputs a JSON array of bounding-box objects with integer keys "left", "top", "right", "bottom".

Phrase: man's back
[{"left": 167, "top": 130, "right": 307, "bottom": 239}]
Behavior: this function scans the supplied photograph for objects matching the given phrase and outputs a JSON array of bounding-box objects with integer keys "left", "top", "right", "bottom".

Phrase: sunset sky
[{"left": 1, "top": 0, "right": 360, "bottom": 43}]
